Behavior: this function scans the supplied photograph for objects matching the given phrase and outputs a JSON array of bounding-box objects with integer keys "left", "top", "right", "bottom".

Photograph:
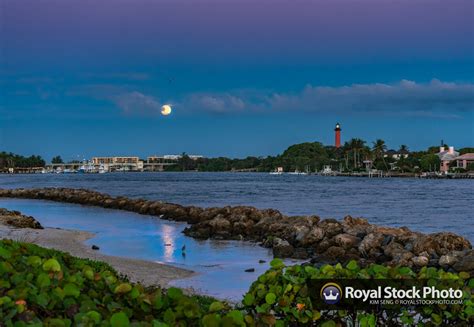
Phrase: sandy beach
[{"left": 0, "top": 225, "right": 195, "bottom": 288}]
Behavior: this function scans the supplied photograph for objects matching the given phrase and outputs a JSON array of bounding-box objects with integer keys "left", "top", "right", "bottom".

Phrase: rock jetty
[
  {"left": 0, "top": 188, "right": 472, "bottom": 273},
  {"left": 0, "top": 208, "right": 43, "bottom": 229}
]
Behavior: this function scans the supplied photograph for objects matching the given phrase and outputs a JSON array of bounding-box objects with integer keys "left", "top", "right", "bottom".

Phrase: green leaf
[
  {"left": 0, "top": 296, "right": 12, "bottom": 306},
  {"left": 464, "top": 305, "right": 474, "bottom": 317},
  {"left": 431, "top": 313, "right": 442, "bottom": 325},
  {"left": 265, "top": 292, "right": 276, "bottom": 305},
  {"left": 37, "top": 273, "right": 51, "bottom": 288},
  {"left": 243, "top": 293, "right": 255, "bottom": 306},
  {"left": 202, "top": 314, "right": 220, "bottom": 327},
  {"left": 313, "top": 310, "right": 321, "bottom": 320},
  {"left": 83, "top": 267, "right": 94, "bottom": 280},
  {"left": 226, "top": 310, "right": 244, "bottom": 324},
  {"left": 129, "top": 287, "right": 140, "bottom": 299},
  {"left": 468, "top": 278, "right": 474, "bottom": 289},
  {"left": 167, "top": 287, "right": 183, "bottom": 300},
  {"left": 42, "top": 258, "right": 61, "bottom": 272},
  {"left": 47, "top": 318, "right": 66, "bottom": 327},
  {"left": 270, "top": 258, "right": 285, "bottom": 269},
  {"left": 163, "top": 309, "right": 176, "bottom": 324},
  {"left": 398, "top": 267, "right": 413, "bottom": 276},
  {"left": 85, "top": 311, "right": 101, "bottom": 324},
  {"left": 458, "top": 271, "right": 470, "bottom": 280},
  {"left": 110, "top": 312, "right": 130, "bottom": 327},
  {"left": 114, "top": 283, "right": 132, "bottom": 294},
  {"left": 27, "top": 255, "right": 42, "bottom": 267},
  {"left": 0, "top": 246, "right": 11, "bottom": 259},
  {"left": 209, "top": 301, "right": 224, "bottom": 312},
  {"left": 346, "top": 260, "right": 358, "bottom": 271},
  {"left": 320, "top": 320, "right": 336, "bottom": 327},
  {"left": 64, "top": 283, "right": 80, "bottom": 298}
]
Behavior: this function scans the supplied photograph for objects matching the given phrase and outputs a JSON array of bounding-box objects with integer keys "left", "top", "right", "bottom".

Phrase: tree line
[
  {"left": 166, "top": 140, "right": 473, "bottom": 173},
  {"left": 0, "top": 152, "right": 46, "bottom": 169},
  {"left": 2, "top": 141, "right": 473, "bottom": 172}
]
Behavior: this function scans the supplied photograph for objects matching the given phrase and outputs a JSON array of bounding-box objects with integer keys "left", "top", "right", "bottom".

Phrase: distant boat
[
  {"left": 269, "top": 167, "right": 284, "bottom": 175},
  {"left": 321, "top": 165, "right": 334, "bottom": 176},
  {"left": 269, "top": 171, "right": 283, "bottom": 175},
  {"left": 288, "top": 170, "right": 307, "bottom": 175}
]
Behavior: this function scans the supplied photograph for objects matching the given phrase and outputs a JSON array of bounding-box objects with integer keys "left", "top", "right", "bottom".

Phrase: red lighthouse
[{"left": 334, "top": 123, "right": 341, "bottom": 148}]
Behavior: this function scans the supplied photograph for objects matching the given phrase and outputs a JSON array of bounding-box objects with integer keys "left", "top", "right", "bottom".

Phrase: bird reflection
[{"left": 181, "top": 244, "right": 186, "bottom": 259}]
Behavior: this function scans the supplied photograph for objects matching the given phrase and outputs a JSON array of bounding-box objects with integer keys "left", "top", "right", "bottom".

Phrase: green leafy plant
[
  {"left": 1, "top": 239, "right": 473, "bottom": 326},
  {"left": 0, "top": 239, "right": 241, "bottom": 326},
  {"left": 243, "top": 258, "right": 474, "bottom": 326}
]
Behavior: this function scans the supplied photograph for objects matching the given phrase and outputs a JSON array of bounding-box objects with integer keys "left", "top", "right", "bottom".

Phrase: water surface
[
  {"left": 1, "top": 172, "right": 472, "bottom": 240},
  {"left": 0, "top": 198, "right": 287, "bottom": 301},
  {"left": 1, "top": 172, "right": 473, "bottom": 299}
]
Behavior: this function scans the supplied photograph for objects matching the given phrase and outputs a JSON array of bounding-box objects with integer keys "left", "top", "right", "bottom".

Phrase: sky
[{"left": 1, "top": 0, "right": 473, "bottom": 161}]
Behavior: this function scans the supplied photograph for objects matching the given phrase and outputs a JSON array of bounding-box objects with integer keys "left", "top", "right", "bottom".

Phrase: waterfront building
[
  {"left": 147, "top": 156, "right": 178, "bottom": 164},
  {"left": 92, "top": 157, "right": 140, "bottom": 165},
  {"left": 384, "top": 149, "right": 409, "bottom": 160},
  {"left": 452, "top": 153, "right": 474, "bottom": 170},
  {"left": 91, "top": 157, "right": 143, "bottom": 172},
  {"left": 436, "top": 146, "right": 460, "bottom": 172},
  {"left": 154, "top": 154, "right": 204, "bottom": 161},
  {"left": 334, "top": 123, "right": 341, "bottom": 148}
]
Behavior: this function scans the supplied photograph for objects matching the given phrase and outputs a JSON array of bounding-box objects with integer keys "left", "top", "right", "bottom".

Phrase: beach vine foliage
[
  {"left": 1, "top": 239, "right": 473, "bottom": 326},
  {"left": 243, "top": 258, "right": 474, "bottom": 326},
  {"left": 0, "top": 239, "right": 238, "bottom": 326}
]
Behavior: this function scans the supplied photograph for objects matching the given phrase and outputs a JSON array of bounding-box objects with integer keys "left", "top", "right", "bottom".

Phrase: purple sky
[{"left": 1, "top": 0, "right": 473, "bottom": 159}]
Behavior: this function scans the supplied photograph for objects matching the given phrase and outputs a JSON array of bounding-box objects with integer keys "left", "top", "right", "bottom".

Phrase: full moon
[{"left": 161, "top": 104, "right": 172, "bottom": 116}]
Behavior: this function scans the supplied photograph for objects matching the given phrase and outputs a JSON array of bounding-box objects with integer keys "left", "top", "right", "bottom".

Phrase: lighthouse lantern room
[{"left": 335, "top": 123, "right": 341, "bottom": 148}]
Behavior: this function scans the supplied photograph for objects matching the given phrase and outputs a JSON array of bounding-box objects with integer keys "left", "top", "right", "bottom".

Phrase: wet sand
[{"left": 0, "top": 225, "right": 196, "bottom": 288}]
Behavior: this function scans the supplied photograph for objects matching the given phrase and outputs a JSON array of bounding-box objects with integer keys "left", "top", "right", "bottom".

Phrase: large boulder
[
  {"left": 412, "top": 255, "right": 429, "bottom": 267},
  {"left": 413, "top": 235, "right": 440, "bottom": 256},
  {"left": 358, "top": 233, "right": 384, "bottom": 256},
  {"left": 430, "top": 232, "right": 472, "bottom": 252},
  {"left": 438, "top": 251, "right": 465, "bottom": 267},
  {"left": 300, "top": 226, "right": 325, "bottom": 246},
  {"left": 272, "top": 237, "right": 294, "bottom": 258},
  {"left": 453, "top": 250, "right": 474, "bottom": 273},
  {"left": 324, "top": 246, "right": 346, "bottom": 259},
  {"left": 207, "top": 216, "right": 231, "bottom": 232},
  {"left": 0, "top": 208, "right": 43, "bottom": 229},
  {"left": 334, "top": 233, "right": 361, "bottom": 249},
  {"left": 293, "top": 225, "right": 310, "bottom": 242},
  {"left": 318, "top": 219, "right": 343, "bottom": 237}
]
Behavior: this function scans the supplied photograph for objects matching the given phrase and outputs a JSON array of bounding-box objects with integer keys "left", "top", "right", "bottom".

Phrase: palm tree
[
  {"left": 399, "top": 144, "right": 409, "bottom": 153},
  {"left": 342, "top": 142, "right": 351, "bottom": 170},
  {"left": 372, "top": 139, "right": 388, "bottom": 170},
  {"left": 348, "top": 139, "right": 358, "bottom": 169},
  {"left": 348, "top": 138, "right": 366, "bottom": 169}
]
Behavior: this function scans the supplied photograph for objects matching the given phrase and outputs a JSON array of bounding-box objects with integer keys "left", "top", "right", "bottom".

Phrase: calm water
[
  {"left": 1, "top": 172, "right": 473, "bottom": 240},
  {"left": 0, "top": 198, "right": 290, "bottom": 301},
  {"left": 0, "top": 172, "right": 473, "bottom": 300}
]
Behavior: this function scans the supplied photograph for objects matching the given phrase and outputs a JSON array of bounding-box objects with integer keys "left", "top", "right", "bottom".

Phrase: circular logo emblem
[{"left": 320, "top": 282, "right": 342, "bottom": 305}]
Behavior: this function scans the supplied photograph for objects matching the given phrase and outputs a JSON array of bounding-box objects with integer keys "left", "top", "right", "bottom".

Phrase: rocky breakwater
[
  {"left": 0, "top": 208, "right": 43, "bottom": 229},
  {"left": 0, "top": 187, "right": 472, "bottom": 274}
]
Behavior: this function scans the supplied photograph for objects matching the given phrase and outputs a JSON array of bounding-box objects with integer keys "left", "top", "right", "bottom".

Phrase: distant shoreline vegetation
[
  {"left": 165, "top": 141, "right": 474, "bottom": 173},
  {"left": 2, "top": 140, "right": 474, "bottom": 173}
]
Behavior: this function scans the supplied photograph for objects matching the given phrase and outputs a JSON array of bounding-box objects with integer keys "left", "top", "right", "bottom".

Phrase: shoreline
[
  {"left": 0, "top": 187, "right": 473, "bottom": 275},
  {"left": 0, "top": 224, "right": 196, "bottom": 288},
  {"left": 2, "top": 170, "right": 474, "bottom": 179}
]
